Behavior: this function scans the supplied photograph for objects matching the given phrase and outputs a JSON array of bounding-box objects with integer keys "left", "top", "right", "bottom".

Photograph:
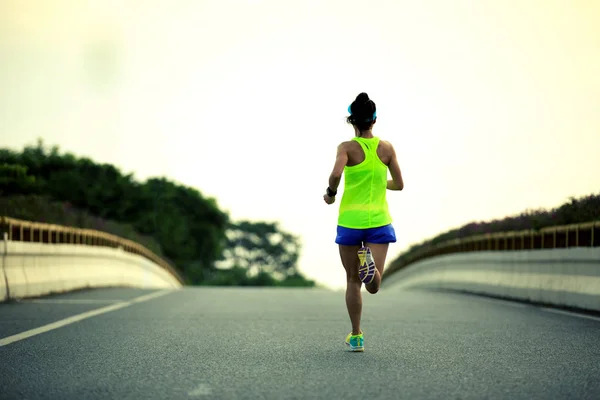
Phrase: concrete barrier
[
  {"left": 0, "top": 240, "right": 182, "bottom": 301},
  {"left": 382, "top": 248, "right": 600, "bottom": 312}
]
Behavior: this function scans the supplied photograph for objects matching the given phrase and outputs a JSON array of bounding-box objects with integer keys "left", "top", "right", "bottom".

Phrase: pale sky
[{"left": 1, "top": 0, "right": 599, "bottom": 290}]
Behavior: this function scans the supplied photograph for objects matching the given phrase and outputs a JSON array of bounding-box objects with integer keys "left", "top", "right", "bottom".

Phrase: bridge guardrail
[
  {"left": 0, "top": 216, "right": 185, "bottom": 285},
  {"left": 384, "top": 220, "right": 600, "bottom": 279}
]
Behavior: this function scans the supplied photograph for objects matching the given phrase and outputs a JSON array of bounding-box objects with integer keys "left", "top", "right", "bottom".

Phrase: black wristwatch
[{"left": 326, "top": 187, "right": 337, "bottom": 197}]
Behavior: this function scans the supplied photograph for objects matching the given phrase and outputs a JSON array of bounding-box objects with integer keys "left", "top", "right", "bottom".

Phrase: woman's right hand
[{"left": 323, "top": 194, "right": 336, "bottom": 205}]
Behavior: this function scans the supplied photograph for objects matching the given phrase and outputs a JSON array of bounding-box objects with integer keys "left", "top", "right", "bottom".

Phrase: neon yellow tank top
[{"left": 338, "top": 136, "right": 392, "bottom": 229}]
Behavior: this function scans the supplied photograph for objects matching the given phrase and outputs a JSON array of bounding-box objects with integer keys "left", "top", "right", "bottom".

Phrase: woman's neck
[{"left": 355, "top": 129, "right": 374, "bottom": 138}]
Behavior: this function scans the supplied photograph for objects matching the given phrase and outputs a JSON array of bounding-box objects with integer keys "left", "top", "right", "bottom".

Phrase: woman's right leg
[
  {"left": 364, "top": 243, "right": 389, "bottom": 294},
  {"left": 361, "top": 223, "right": 396, "bottom": 294}
]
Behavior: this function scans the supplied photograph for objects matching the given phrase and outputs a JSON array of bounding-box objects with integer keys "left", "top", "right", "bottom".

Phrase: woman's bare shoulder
[
  {"left": 378, "top": 139, "right": 397, "bottom": 153},
  {"left": 338, "top": 140, "right": 359, "bottom": 150}
]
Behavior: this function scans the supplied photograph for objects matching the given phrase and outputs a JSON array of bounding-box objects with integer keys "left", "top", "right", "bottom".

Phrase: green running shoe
[{"left": 345, "top": 332, "right": 364, "bottom": 352}]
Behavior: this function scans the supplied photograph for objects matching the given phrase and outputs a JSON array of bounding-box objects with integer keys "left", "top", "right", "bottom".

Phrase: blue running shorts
[{"left": 335, "top": 224, "right": 397, "bottom": 246}]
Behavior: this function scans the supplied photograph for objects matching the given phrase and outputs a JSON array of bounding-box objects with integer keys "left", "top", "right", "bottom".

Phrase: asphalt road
[{"left": 1, "top": 286, "right": 599, "bottom": 400}]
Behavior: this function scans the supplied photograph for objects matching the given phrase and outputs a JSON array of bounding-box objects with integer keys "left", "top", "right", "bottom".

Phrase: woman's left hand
[{"left": 323, "top": 194, "right": 335, "bottom": 205}]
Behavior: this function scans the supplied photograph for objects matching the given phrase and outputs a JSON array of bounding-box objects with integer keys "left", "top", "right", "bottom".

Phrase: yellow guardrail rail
[
  {"left": 0, "top": 216, "right": 185, "bottom": 285},
  {"left": 384, "top": 220, "right": 600, "bottom": 279}
]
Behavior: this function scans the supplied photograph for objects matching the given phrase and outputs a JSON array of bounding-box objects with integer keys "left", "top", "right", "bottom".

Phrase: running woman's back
[{"left": 338, "top": 136, "right": 392, "bottom": 229}]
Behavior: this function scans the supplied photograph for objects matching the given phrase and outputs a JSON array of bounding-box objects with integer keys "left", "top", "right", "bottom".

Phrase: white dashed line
[
  {"left": 188, "top": 384, "right": 212, "bottom": 397},
  {"left": 0, "top": 290, "right": 174, "bottom": 347},
  {"left": 541, "top": 307, "right": 600, "bottom": 322}
]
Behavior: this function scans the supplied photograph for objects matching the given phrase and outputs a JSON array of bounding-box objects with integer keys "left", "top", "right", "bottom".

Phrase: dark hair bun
[
  {"left": 347, "top": 92, "right": 376, "bottom": 131},
  {"left": 356, "top": 92, "right": 370, "bottom": 103}
]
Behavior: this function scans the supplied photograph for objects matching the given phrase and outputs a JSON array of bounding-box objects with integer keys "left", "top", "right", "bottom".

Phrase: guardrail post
[
  {"left": 2, "top": 232, "right": 9, "bottom": 301},
  {"left": 521, "top": 233, "right": 525, "bottom": 250},
  {"left": 530, "top": 231, "right": 533, "bottom": 250},
  {"left": 380, "top": 220, "right": 600, "bottom": 284},
  {"left": 0, "top": 216, "right": 184, "bottom": 285}
]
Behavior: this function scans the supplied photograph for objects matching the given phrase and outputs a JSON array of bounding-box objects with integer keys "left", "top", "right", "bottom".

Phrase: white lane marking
[
  {"left": 188, "top": 384, "right": 212, "bottom": 397},
  {"left": 20, "top": 299, "right": 123, "bottom": 304},
  {"left": 541, "top": 307, "right": 600, "bottom": 322},
  {"left": 129, "top": 290, "right": 173, "bottom": 304},
  {"left": 0, "top": 290, "right": 173, "bottom": 347}
]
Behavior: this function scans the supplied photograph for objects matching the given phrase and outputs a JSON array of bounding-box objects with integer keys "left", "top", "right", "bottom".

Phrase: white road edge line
[
  {"left": 21, "top": 299, "right": 123, "bottom": 304},
  {"left": 541, "top": 307, "right": 600, "bottom": 322},
  {"left": 0, "top": 290, "right": 173, "bottom": 347}
]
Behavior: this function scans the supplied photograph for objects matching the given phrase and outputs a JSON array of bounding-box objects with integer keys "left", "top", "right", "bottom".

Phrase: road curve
[{"left": 1, "top": 286, "right": 599, "bottom": 399}]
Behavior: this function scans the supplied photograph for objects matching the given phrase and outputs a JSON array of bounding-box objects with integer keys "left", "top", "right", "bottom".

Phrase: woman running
[{"left": 323, "top": 92, "right": 404, "bottom": 352}]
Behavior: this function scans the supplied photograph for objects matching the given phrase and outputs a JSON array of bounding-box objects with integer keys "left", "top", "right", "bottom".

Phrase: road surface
[{"left": 1, "top": 286, "right": 599, "bottom": 399}]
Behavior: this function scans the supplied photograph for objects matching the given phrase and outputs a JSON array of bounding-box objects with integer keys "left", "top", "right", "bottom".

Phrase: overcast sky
[{"left": 1, "top": 0, "right": 599, "bottom": 290}]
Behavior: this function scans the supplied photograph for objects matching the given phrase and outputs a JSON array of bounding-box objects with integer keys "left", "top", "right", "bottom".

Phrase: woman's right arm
[{"left": 386, "top": 144, "right": 404, "bottom": 191}]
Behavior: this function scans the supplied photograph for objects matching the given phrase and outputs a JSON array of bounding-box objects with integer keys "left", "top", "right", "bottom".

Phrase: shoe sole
[
  {"left": 345, "top": 341, "right": 365, "bottom": 352},
  {"left": 357, "top": 247, "right": 376, "bottom": 285}
]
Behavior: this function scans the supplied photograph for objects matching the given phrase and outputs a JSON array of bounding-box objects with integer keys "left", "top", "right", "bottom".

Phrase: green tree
[
  {"left": 0, "top": 164, "right": 36, "bottom": 196},
  {"left": 0, "top": 139, "right": 230, "bottom": 284},
  {"left": 221, "top": 220, "right": 302, "bottom": 279}
]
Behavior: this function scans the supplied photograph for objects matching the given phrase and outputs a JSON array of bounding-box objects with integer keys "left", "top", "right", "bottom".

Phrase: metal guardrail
[
  {"left": 384, "top": 220, "right": 600, "bottom": 278},
  {"left": 0, "top": 216, "right": 185, "bottom": 285}
]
